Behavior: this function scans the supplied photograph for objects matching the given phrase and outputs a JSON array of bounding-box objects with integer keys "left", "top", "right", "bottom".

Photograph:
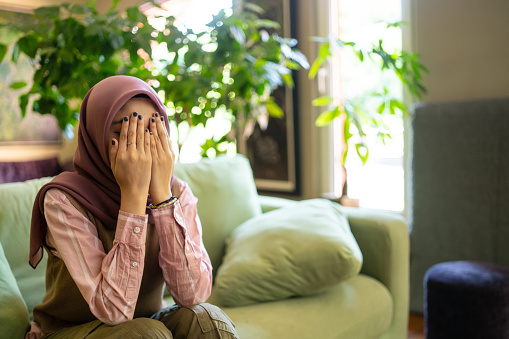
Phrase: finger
[
  {"left": 154, "top": 113, "right": 171, "bottom": 153},
  {"left": 149, "top": 130, "right": 157, "bottom": 157},
  {"left": 118, "top": 116, "right": 129, "bottom": 149},
  {"left": 109, "top": 138, "right": 118, "bottom": 170},
  {"left": 149, "top": 115, "right": 163, "bottom": 156},
  {"left": 127, "top": 112, "right": 138, "bottom": 148},
  {"left": 144, "top": 127, "right": 151, "bottom": 154},
  {"left": 136, "top": 113, "right": 145, "bottom": 151}
]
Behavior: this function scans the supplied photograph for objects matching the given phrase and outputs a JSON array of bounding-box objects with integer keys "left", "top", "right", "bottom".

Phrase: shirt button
[
  {"left": 132, "top": 262, "right": 138, "bottom": 267},
  {"left": 133, "top": 226, "right": 141, "bottom": 234}
]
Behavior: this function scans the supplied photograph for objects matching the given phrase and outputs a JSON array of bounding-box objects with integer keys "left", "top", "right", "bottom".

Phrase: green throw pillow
[{"left": 214, "top": 199, "right": 363, "bottom": 307}]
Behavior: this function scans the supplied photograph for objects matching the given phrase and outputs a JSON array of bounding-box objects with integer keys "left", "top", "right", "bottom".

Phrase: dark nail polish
[
  {"left": 160, "top": 117, "right": 164, "bottom": 122},
  {"left": 151, "top": 118, "right": 155, "bottom": 123},
  {"left": 133, "top": 112, "right": 138, "bottom": 117},
  {"left": 112, "top": 140, "right": 115, "bottom": 145},
  {"left": 138, "top": 115, "right": 143, "bottom": 120},
  {"left": 124, "top": 117, "right": 128, "bottom": 122},
  {"left": 150, "top": 132, "right": 153, "bottom": 135},
  {"left": 146, "top": 128, "right": 149, "bottom": 133},
  {"left": 155, "top": 113, "right": 159, "bottom": 117}
]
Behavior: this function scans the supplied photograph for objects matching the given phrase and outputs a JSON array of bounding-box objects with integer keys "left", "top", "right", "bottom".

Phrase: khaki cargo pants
[{"left": 44, "top": 303, "right": 238, "bottom": 338}]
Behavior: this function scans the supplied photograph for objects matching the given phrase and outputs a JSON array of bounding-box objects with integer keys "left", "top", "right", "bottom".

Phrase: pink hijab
[{"left": 29, "top": 75, "right": 170, "bottom": 268}]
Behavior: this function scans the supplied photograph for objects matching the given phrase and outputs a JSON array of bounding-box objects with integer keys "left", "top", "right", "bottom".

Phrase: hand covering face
[{"left": 29, "top": 75, "right": 170, "bottom": 268}]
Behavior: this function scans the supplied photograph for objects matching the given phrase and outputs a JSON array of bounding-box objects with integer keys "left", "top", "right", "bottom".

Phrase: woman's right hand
[{"left": 109, "top": 112, "right": 152, "bottom": 215}]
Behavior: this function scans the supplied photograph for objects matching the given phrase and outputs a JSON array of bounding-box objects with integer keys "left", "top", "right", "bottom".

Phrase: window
[{"left": 331, "top": 0, "right": 404, "bottom": 211}]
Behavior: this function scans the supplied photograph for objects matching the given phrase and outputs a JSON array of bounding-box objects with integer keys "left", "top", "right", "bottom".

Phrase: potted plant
[
  {"left": 0, "top": 1, "right": 156, "bottom": 139},
  {"left": 0, "top": 2, "right": 309, "bottom": 155}
]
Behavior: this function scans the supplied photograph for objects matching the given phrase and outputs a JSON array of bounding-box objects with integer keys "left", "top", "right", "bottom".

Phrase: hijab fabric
[{"left": 29, "top": 75, "right": 170, "bottom": 268}]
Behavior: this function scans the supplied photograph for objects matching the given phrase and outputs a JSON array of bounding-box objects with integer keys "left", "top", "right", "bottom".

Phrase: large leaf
[
  {"left": 69, "top": 4, "right": 91, "bottom": 14},
  {"left": 312, "top": 96, "right": 334, "bottom": 107},
  {"left": 355, "top": 143, "right": 369, "bottom": 164},
  {"left": 308, "top": 43, "right": 330, "bottom": 79},
  {"left": 10, "top": 42, "right": 20, "bottom": 63},
  {"left": 315, "top": 107, "right": 342, "bottom": 127},
  {"left": 267, "top": 99, "right": 284, "bottom": 118},
  {"left": 19, "top": 94, "right": 30, "bottom": 118},
  {"left": 230, "top": 25, "right": 246, "bottom": 45},
  {"left": 0, "top": 43, "right": 7, "bottom": 63},
  {"left": 17, "top": 35, "right": 39, "bottom": 59},
  {"left": 10, "top": 81, "right": 27, "bottom": 89},
  {"left": 34, "top": 6, "right": 61, "bottom": 19}
]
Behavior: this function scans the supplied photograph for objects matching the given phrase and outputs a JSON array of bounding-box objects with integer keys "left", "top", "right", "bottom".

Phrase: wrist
[
  {"left": 120, "top": 191, "right": 147, "bottom": 215},
  {"left": 150, "top": 192, "right": 172, "bottom": 206}
]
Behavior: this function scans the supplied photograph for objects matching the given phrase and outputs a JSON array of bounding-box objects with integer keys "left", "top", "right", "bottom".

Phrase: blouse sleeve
[
  {"left": 151, "top": 178, "right": 213, "bottom": 306},
  {"left": 43, "top": 188, "right": 148, "bottom": 325}
]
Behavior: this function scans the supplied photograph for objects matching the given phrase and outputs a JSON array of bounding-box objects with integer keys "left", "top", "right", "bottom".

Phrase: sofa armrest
[
  {"left": 258, "top": 195, "right": 297, "bottom": 213},
  {"left": 0, "top": 242, "right": 30, "bottom": 338},
  {"left": 344, "top": 207, "right": 409, "bottom": 339},
  {"left": 258, "top": 196, "right": 409, "bottom": 338}
]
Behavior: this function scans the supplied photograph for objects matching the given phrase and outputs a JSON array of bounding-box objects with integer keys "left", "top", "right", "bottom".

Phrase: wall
[
  {"left": 411, "top": 0, "right": 509, "bottom": 104},
  {"left": 406, "top": 0, "right": 509, "bottom": 312}
]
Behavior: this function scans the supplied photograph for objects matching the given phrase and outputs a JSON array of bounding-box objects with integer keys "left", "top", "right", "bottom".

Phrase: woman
[{"left": 27, "top": 76, "right": 238, "bottom": 338}]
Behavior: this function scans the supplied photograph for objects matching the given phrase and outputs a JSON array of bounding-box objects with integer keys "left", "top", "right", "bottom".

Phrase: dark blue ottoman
[{"left": 424, "top": 261, "right": 509, "bottom": 339}]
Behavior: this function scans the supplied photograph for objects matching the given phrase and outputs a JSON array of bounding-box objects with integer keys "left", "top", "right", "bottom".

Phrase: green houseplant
[
  {"left": 0, "top": 1, "right": 155, "bottom": 139},
  {"left": 1, "top": 2, "right": 424, "bottom": 166},
  {"left": 0, "top": 1, "right": 308, "bottom": 155},
  {"left": 309, "top": 23, "right": 427, "bottom": 164}
]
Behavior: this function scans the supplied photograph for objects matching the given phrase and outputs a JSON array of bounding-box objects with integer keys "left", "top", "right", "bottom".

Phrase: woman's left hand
[{"left": 148, "top": 113, "right": 175, "bottom": 205}]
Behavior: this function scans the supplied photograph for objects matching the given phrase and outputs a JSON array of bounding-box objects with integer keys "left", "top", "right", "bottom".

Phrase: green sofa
[{"left": 0, "top": 155, "right": 409, "bottom": 338}]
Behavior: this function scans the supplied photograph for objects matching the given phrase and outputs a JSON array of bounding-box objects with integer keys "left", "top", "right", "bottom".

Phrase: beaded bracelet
[{"left": 149, "top": 195, "right": 178, "bottom": 209}]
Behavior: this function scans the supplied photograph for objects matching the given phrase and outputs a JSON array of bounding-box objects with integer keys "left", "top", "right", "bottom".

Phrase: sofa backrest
[
  {"left": 0, "top": 176, "right": 53, "bottom": 320},
  {"left": 0, "top": 154, "right": 261, "bottom": 319},
  {"left": 174, "top": 155, "right": 262, "bottom": 273}
]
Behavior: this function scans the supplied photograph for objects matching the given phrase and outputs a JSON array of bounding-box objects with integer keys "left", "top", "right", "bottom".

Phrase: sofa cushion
[
  {"left": 0, "top": 242, "right": 30, "bottom": 338},
  {"left": 174, "top": 155, "right": 262, "bottom": 275},
  {"left": 214, "top": 199, "right": 363, "bottom": 307},
  {"left": 207, "top": 274, "right": 393, "bottom": 339},
  {"left": 0, "top": 176, "right": 53, "bottom": 320}
]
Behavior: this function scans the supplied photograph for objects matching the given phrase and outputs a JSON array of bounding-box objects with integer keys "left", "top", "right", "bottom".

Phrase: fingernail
[
  {"left": 112, "top": 140, "right": 115, "bottom": 145},
  {"left": 138, "top": 115, "right": 143, "bottom": 120},
  {"left": 133, "top": 112, "right": 138, "bottom": 117},
  {"left": 150, "top": 132, "right": 153, "bottom": 135},
  {"left": 155, "top": 113, "right": 159, "bottom": 117},
  {"left": 151, "top": 118, "right": 155, "bottom": 123},
  {"left": 160, "top": 117, "right": 164, "bottom": 121},
  {"left": 124, "top": 117, "right": 128, "bottom": 122},
  {"left": 146, "top": 128, "right": 149, "bottom": 133}
]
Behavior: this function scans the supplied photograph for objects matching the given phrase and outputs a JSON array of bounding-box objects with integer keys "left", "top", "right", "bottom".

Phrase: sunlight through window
[{"left": 334, "top": 0, "right": 404, "bottom": 211}]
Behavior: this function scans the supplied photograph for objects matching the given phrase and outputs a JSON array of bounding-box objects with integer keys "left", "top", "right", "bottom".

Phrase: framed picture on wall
[{"left": 245, "top": 0, "right": 300, "bottom": 195}]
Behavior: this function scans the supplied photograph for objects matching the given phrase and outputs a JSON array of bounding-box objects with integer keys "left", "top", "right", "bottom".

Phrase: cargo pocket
[{"left": 187, "top": 303, "right": 238, "bottom": 339}]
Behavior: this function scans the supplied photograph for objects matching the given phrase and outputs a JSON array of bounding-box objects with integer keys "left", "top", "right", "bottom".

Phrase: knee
[
  {"left": 128, "top": 318, "right": 173, "bottom": 338},
  {"left": 167, "top": 303, "right": 238, "bottom": 338},
  {"left": 192, "top": 303, "right": 237, "bottom": 338}
]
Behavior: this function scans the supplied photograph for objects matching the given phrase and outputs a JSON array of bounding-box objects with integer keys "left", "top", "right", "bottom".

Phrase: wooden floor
[{"left": 407, "top": 313, "right": 425, "bottom": 339}]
